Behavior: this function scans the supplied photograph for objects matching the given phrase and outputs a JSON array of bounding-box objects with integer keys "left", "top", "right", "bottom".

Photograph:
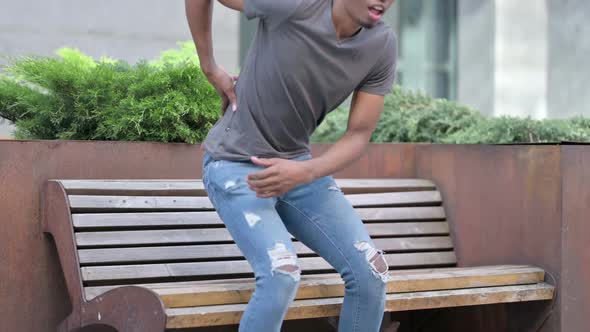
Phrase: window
[{"left": 388, "top": 0, "right": 457, "bottom": 99}]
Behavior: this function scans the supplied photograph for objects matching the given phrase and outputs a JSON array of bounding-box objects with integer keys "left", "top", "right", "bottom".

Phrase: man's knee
[
  {"left": 268, "top": 242, "right": 301, "bottom": 282},
  {"left": 354, "top": 241, "right": 390, "bottom": 283}
]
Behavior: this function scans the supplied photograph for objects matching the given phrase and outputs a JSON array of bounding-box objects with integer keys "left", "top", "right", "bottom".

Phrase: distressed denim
[{"left": 202, "top": 151, "right": 389, "bottom": 332}]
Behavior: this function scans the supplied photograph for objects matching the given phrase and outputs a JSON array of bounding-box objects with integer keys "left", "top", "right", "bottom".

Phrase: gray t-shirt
[{"left": 203, "top": 0, "right": 397, "bottom": 160}]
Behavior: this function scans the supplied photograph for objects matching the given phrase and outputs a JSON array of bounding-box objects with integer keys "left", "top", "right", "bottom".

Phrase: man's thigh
[
  {"left": 277, "top": 176, "right": 388, "bottom": 278},
  {"left": 203, "top": 155, "right": 298, "bottom": 276}
]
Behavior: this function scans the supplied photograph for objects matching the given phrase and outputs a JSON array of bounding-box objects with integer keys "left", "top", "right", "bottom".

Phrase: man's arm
[
  {"left": 248, "top": 91, "right": 384, "bottom": 198},
  {"left": 302, "top": 91, "right": 384, "bottom": 178},
  {"left": 184, "top": 0, "right": 242, "bottom": 112}
]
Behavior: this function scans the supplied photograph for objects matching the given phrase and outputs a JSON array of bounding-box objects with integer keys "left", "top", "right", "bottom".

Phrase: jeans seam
[
  {"left": 207, "top": 166, "right": 294, "bottom": 331},
  {"left": 209, "top": 185, "right": 261, "bottom": 330},
  {"left": 277, "top": 198, "right": 362, "bottom": 332},
  {"left": 205, "top": 166, "right": 279, "bottom": 331}
]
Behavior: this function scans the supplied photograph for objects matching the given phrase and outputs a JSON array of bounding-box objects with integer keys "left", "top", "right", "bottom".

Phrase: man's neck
[{"left": 332, "top": 0, "right": 362, "bottom": 40}]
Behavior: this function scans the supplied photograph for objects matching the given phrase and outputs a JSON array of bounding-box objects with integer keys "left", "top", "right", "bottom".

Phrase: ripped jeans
[{"left": 202, "top": 151, "right": 389, "bottom": 332}]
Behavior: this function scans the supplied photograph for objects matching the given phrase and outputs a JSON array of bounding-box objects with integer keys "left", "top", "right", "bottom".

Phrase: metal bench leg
[
  {"left": 381, "top": 320, "right": 401, "bottom": 332},
  {"left": 73, "top": 286, "right": 167, "bottom": 332},
  {"left": 324, "top": 314, "right": 400, "bottom": 332},
  {"left": 58, "top": 312, "right": 81, "bottom": 332},
  {"left": 325, "top": 317, "right": 339, "bottom": 331},
  {"left": 380, "top": 313, "right": 401, "bottom": 332}
]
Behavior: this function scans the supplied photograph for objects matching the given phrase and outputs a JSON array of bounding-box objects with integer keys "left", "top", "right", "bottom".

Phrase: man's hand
[
  {"left": 185, "top": 0, "right": 239, "bottom": 114},
  {"left": 205, "top": 65, "right": 238, "bottom": 114},
  {"left": 247, "top": 157, "right": 315, "bottom": 198}
]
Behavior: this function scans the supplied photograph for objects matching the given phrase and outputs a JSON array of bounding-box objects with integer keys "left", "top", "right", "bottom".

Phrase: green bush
[
  {"left": 2, "top": 44, "right": 588, "bottom": 144},
  {"left": 0, "top": 42, "right": 220, "bottom": 143},
  {"left": 312, "top": 87, "right": 484, "bottom": 143},
  {"left": 445, "top": 116, "right": 590, "bottom": 144},
  {"left": 312, "top": 86, "right": 590, "bottom": 144}
]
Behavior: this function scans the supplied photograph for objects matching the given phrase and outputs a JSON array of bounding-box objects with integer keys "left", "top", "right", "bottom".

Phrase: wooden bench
[{"left": 43, "top": 179, "right": 555, "bottom": 332}]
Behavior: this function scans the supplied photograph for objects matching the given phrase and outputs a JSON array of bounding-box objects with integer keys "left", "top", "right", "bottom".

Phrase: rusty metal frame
[{"left": 42, "top": 180, "right": 167, "bottom": 332}]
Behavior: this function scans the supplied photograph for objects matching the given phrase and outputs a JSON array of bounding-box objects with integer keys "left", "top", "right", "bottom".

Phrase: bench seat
[{"left": 43, "top": 179, "right": 555, "bottom": 331}]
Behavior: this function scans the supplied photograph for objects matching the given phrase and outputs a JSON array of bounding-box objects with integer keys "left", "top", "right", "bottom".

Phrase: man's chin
[
  {"left": 358, "top": 16, "right": 380, "bottom": 29},
  {"left": 360, "top": 21, "right": 378, "bottom": 29}
]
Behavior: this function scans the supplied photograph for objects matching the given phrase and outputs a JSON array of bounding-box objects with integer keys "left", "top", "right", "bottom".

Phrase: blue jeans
[{"left": 202, "top": 152, "right": 388, "bottom": 332}]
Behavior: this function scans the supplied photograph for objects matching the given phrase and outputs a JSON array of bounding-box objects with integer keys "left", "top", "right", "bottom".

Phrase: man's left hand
[{"left": 247, "top": 157, "right": 314, "bottom": 198}]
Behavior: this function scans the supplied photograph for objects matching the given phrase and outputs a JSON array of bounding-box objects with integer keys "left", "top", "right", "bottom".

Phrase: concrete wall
[
  {"left": 0, "top": 0, "right": 240, "bottom": 136},
  {"left": 457, "top": 0, "right": 549, "bottom": 118},
  {"left": 458, "top": 0, "right": 589, "bottom": 119},
  {"left": 547, "top": 0, "right": 590, "bottom": 118},
  {"left": 457, "top": 0, "right": 496, "bottom": 117},
  {"left": 494, "top": 0, "right": 548, "bottom": 119},
  {"left": 0, "top": 0, "right": 239, "bottom": 69},
  {"left": 0, "top": 120, "right": 14, "bottom": 137}
]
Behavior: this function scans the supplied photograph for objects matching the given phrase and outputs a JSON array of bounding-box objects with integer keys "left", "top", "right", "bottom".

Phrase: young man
[{"left": 185, "top": 0, "right": 397, "bottom": 331}]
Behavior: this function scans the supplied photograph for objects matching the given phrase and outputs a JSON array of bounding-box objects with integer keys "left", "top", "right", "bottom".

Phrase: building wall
[
  {"left": 457, "top": 0, "right": 496, "bottom": 117},
  {"left": 0, "top": 0, "right": 240, "bottom": 137},
  {"left": 547, "top": 0, "right": 590, "bottom": 118},
  {"left": 0, "top": 120, "right": 14, "bottom": 137},
  {"left": 458, "top": 0, "right": 589, "bottom": 119},
  {"left": 494, "top": 0, "right": 548, "bottom": 119},
  {"left": 1, "top": 0, "right": 589, "bottom": 135}
]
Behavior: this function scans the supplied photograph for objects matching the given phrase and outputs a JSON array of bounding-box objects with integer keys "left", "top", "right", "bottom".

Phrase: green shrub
[
  {"left": 444, "top": 116, "right": 590, "bottom": 143},
  {"left": 0, "top": 42, "right": 220, "bottom": 143},
  {"left": 312, "top": 86, "right": 484, "bottom": 143},
  {"left": 312, "top": 87, "right": 590, "bottom": 144},
  {"left": 2, "top": 44, "right": 588, "bottom": 144}
]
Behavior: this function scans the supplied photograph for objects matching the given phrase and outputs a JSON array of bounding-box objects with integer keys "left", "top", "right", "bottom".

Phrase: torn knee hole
[
  {"left": 369, "top": 252, "right": 388, "bottom": 274},
  {"left": 354, "top": 241, "right": 390, "bottom": 281},
  {"left": 276, "top": 264, "right": 300, "bottom": 273},
  {"left": 268, "top": 242, "right": 301, "bottom": 281}
]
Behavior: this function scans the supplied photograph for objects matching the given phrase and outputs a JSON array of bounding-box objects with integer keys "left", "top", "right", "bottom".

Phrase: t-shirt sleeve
[
  {"left": 243, "top": 0, "right": 304, "bottom": 24},
  {"left": 357, "top": 32, "right": 398, "bottom": 96}
]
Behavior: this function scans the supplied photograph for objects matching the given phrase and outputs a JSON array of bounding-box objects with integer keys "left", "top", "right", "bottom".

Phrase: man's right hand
[
  {"left": 205, "top": 65, "right": 238, "bottom": 114},
  {"left": 185, "top": 0, "right": 239, "bottom": 114}
]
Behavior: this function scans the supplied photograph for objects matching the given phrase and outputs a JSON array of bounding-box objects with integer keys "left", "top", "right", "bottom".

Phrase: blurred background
[{"left": 0, "top": 0, "right": 588, "bottom": 139}]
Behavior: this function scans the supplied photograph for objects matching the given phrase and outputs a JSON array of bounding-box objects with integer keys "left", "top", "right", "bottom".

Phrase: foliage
[
  {"left": 312, "top": 87, "right": 590, "bottom": 144},
  {"left": 2, "top": 43, "right": 588, "bottom": 145},
  {"left": 0, "top": 42, "right": 219, "bottom": 143}
]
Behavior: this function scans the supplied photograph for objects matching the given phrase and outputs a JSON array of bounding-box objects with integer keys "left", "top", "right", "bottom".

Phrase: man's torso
[{"left": 204, "top": 0, "right": 396, "bottom": 160}]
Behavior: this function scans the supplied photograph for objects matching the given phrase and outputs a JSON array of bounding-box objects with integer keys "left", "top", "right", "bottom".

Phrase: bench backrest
[{"left": 53, "top": 179, "right": 456, "bottom": 300}]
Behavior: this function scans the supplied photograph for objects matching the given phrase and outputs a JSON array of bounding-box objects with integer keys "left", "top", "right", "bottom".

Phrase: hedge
[
  {"left": 0, "top": 42, "right": 219, "bottom": 143},
  {"left": 312, "top": 87, "right": 590, "bottom": 144},
  {"left": 1, "top": 43, "right": 588, "bottom": 144}
]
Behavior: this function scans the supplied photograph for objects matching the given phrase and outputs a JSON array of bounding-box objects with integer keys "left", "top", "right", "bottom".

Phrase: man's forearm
[
  {"left": 303, "top": 130, "right": 371, "bottom": 180},
  {"left": 185, "top": 0, "right": 216, "bottom": 75}
]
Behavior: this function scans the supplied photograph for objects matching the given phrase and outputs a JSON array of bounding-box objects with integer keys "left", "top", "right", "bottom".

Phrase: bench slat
[
  {"left": 68, "top": 191, "right": 441, "bottom": 212},
  {"left": 334, "top": 179, "right": 436, "bottom": 194},
  {"left": 82, "top": 265, "right": 541, "bottom": 300},
  {"left": 58, "top": 179, "right": 436, "bottom": 196},
  {"left": 78, "top": 237, "right": 454, "bottom": 264},
  {"left": 81, "top": 252, "right": 458, "bottom": 282},
  {"left": 357, "top": 206, "right": 445, "bottom": 222},
  {"left": 346, "top": 191, "right": 442, "bottom": 207},
  {"left": 73, "top": 212, "right": 223, "bottom": 228},
  {"left": 72, "top": 207, "right": 446, "bottom": 229},
  {"left": 157, "top": 265, "right": 547, "bottom": 308},
  {"left": 68, "top": 196, "right": 214, "bottom": 212},
  {"left": 75, "top": 222, "right": 450, "bottom": 247},
  {"left": 60, "top": 180, "right": 207, "bottom": 196},
  {"left": 165, "top": 283, "right": 555, "bottom": 328}
]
